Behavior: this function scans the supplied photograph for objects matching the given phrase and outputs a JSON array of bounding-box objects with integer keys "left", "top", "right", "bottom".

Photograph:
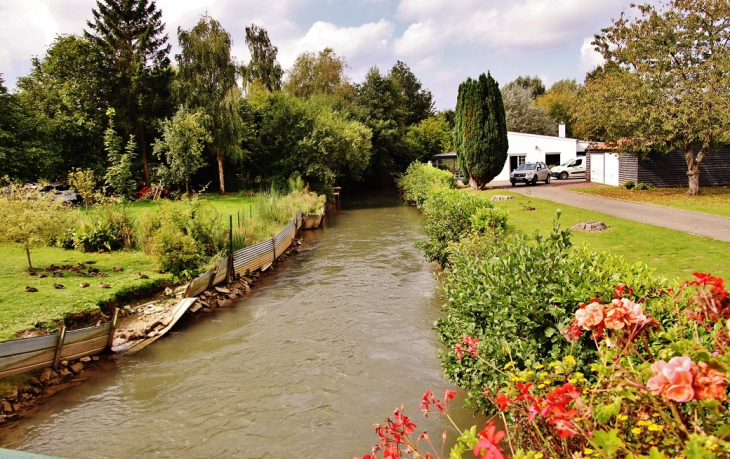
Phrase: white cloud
[
  {"left": 578, "top": 36, "right": 605, "bottom": 75},
  {"left": 393, "top": 0, "right": 631, "bottom": 58},
  {"left": 282, "top": 19, "right": 394, "bottom": 67}
]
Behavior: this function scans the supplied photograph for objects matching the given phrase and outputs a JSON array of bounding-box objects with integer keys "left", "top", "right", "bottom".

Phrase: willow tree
[
  {"left": 241, "top": 24, "right": 284, "bottom": 92},
  {"left": 453, "top": 72, "right": 508, "bottom": 189},
  {"left": 578, "top": 0, "right": 730, "bottom": 195},
  {"left": 176, "top": 15, "right": 246, "bottom": 194}
]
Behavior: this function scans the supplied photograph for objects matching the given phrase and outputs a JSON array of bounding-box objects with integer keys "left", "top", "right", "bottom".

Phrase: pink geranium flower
[
  {"left": 648, "top": 357, "right": 695, "bottom": 402},
  {"left": 575, "top": 302, "right": 604, "bottom": 329}
]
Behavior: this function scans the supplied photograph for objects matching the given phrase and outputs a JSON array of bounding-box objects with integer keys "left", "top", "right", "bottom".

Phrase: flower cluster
[
  {"left": 419, "top": 389, "right": 456, "bottom": 418},
  {"left": 455, "top": 335, "right": 479, "bottom": 359},
  {"left": 647, "top": 356, "right": 727, "bottom": 403},
  {"left": 358, "top": 390, "right": 508, "bottom": 459},
  {"left": 497, "top": 381, "right": 584, "bottom": 439},
  {"left": 572, "top": 297, "right": 655, "bottom": 343}
]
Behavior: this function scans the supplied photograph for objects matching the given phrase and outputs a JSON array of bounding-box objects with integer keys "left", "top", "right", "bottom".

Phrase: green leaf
[
  {"left": 592, "top": 429, "right": 625, "bottom": 456},
  {"left": 594, "top": 396, "right": 622, "bottom": 423}
]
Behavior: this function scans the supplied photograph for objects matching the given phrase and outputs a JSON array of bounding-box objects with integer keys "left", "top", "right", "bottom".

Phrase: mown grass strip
[
  {"left": 474, "top": 189, "right": 729, "bottom": 282},
  {"left": 570, "top": 185, "right": 730, "bottom": 218}
]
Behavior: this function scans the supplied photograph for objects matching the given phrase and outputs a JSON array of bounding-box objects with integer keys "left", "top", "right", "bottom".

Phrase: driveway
[{"left": 486, "top": 179, "right": 730, "bottom": 243}]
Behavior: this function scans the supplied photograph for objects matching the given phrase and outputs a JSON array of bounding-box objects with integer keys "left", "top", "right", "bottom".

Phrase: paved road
[{"left": 487, "top": 179, "right": 730, "bottom": 243}]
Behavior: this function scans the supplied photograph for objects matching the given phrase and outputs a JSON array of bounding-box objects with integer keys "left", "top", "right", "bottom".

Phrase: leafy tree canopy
[
  {"left": 388, "top": 60, "right": 434, "bottom": 126},
  {"left": 176, "top": 14, "right": 247, "bottom": 194},
  {"left": 534, "top": 79, "right": 578, "bottom": 138},
  {"left": 502, "top": 84, "right": 556, "bottom": 136},
  {"left": 503, "top": 75, "right": 545, "bottom": 100},
  {"left": 284, "top": 47, "right": 352, "bottom": 99},
  {"left": 241, "top": 24, "right": 284, "bottom": 92},
  {"left": 576, "top": 0, "right": 730, "bottom": 195}
]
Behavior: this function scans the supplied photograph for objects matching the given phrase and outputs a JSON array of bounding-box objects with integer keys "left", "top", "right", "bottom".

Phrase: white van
[{"left": 550, "top": 157, "right": 585, "bottom": 180}]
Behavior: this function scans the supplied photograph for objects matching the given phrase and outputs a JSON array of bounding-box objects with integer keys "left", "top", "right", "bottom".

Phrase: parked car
[
  {"left": 39, "top": 183, "right": 79, "bottom": 202},
  {"left": 550, "top": 157, "right": 586, "bottom": 180},
  {"left": 510, "top": 162, "right": 550, "bottom": 186}
]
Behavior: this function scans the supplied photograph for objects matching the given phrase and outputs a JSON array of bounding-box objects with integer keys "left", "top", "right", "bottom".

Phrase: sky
[{"left": 0, "top": 0, "right": 652, "bottom": 110}]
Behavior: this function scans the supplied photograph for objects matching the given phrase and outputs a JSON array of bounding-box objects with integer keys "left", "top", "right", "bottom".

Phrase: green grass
[
  {"left": 475, "top": 190, "right": 729, "bottom": 283},
  {"left": 571, "top": 186, "right": 730, "bottom": 218},
  {"left": 0, "top": 193, "right": 312, "bottom": 342},
  {"left": 0, "top": 246, "right": 170, "bottom": 342}
]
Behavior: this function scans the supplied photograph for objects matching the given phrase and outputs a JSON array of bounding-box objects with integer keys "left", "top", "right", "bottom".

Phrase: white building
[{"left": 434, "top": 124, "right": 590, "bottom": 182}]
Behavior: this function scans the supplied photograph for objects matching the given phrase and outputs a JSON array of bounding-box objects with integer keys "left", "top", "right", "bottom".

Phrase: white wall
[{"left": 492, "top": 132, "right": 583, "bottom": 182}]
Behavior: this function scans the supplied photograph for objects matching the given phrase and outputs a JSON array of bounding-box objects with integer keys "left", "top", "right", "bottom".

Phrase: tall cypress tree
[
  {"left": 454, "top": 72, "right": 508, "bottom": 189},
  {"left": 85, "top": 0, "right": 172, "bottom": 187}
]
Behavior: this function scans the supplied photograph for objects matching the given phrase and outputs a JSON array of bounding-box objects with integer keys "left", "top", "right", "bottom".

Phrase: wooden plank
[
  {"left": 0, "top": 334, "right": 58, "bottom": 359},
  {"left": 52, "top": 326, "right": 66, "bottom": 370}
]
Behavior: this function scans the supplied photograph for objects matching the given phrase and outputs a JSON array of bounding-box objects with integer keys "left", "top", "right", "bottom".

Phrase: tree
[
  {"left": 0, "top": 186, "right": 77, "bottom": 270},
  {"left": 245, "top": 90, "right": 371, "bottom": 190},
  {"left": 503, "top": 75, "right": 545, "bottom": 100},
  {"left": 534, "top": 79, "right": 578, "bottom": 138},
  {"left": 454, "top": 72, "right": 508, "bottom": 190},
  {"left": 241, "top": 24, "right": 283, "bottom": 92},
  {"left": 153, "top": 108, "right": 211, "bottom": 194},
  {"left": 502, "top": 84, "right": 556, "bottom": 136},
  {"left": 176, "top": 15, "right": 247, "bottom": 195},
  {"left": 388, "top": 61, "right": 434, "bottom": 126},
  {"left": 284, "top": 48, "right": 352, "bottom": 99},
  {"left": 406, "top": 116, "right": 453, "bottom": 162},
  {"left": 85, "top": 0, "right": 173, "bottom": 187},
  {"left": 16, "top": 35, "right": 106, "bottom": 178},
  {"left": 104, "top": 109, "right": 137, "bottom": 199},
  {"left": 68, "top": 168, "right": 97, "bottom": 211},
  {"left": 578, "top": 0, "right": 730, "bottom": 195},
  {"left": 0, "top": 76, "right": 60, "bottom": 181},
  {"left": 354, "top": 67, "right": 412, "bottom": 182}
]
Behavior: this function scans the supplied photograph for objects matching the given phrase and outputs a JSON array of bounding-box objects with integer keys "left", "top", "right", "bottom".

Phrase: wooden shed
[{"left": 586, "top": 144, "right": 730, "bottom": 187}]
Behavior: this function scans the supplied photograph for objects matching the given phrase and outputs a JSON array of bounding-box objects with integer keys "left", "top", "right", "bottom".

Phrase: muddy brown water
[{"left": 0, "top": 191, "right": 483, "bottom": 458}]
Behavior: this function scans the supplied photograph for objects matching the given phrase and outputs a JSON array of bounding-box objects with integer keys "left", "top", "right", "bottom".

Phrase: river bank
[
  {"left": 0, "top": 191, "right": 477, "bottom": 459},
  {"left": 0, "top": 232, "right": 309, "bottom": 427}
]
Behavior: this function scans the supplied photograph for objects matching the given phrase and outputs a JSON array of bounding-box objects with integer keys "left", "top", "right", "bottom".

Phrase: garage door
[
  {"left": 605, "top": 153, "right": 619, "bottom": 186},
  {"left": 590, "top": 153, "right": 604, "bottom": 183}
]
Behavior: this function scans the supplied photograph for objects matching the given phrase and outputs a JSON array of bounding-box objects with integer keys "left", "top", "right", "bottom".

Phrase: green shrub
[
  {"left": 634, "top": 182, "right": 655, "bottom": 190},
  {"left": 435, "top": 218, "right": 668, "bottom": 411},
  {"left": 63, "top": 222, "right": 122, "bottom": 252},
  {"left": 624, "top": 180, "right": 635, "bottom": 189},
  {"left": 397, "top": 162, "right": 457, "bottom": 207},
  {"left": 416, "top": 188, "right": 499, "bottom": 266},
  {"left": 138, "top": 196, "right": 226, "bottom": 277}
]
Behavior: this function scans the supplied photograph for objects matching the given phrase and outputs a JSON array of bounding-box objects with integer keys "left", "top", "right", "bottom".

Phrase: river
[{"left": 0, "top": 191, "right": 480, "bottom": 458}]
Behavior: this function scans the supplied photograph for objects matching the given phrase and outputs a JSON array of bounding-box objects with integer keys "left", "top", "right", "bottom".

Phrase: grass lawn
[
  {"left": 475, "top": 190, "right": 729, "bottom": 283},
  {"left": 0, "top": 246, "right": 170, "bottom": 342},
  {"left": 570, "top": 186, "right": 730, "bottom": 218},
  {"left": 0, "top": 194, "right": 263, "bottom": 342}
]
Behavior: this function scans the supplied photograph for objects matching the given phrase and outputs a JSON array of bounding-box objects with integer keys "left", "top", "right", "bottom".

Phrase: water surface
[{"left": 0, "top": 191, "right": 478, "bottom": 458}]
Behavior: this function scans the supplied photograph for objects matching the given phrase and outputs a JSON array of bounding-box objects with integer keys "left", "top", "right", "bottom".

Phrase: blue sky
[{"left": 0, "top": 0, "right": 653, "bottom": 110}]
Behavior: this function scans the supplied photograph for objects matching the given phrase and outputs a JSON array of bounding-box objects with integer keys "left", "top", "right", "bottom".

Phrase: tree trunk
[
  {"left": 26, "top": 246, "right": 33, "bottom": 271},
  {"left": 684, "top": 145, "right": 707, "bottom": 196},
  {"left": 217, "top": 151, "right": 226, "bottom": 195},
  {"left": 185, "top": 178, "right": 190, "bottom": 196},
  {"left": 137, "top": 121, "right": 151, "bottom": 188}
]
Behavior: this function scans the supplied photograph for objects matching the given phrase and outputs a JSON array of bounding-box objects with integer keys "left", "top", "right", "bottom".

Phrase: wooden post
[
  {"left": 52, "top": 326, "right": 67, "bottom": 370},
  {"left": 272, "top": 237, "right": 276, "bottom": 261},
  {"left": 106, "top": 308, "right": 119, "bottom": 351},
  {"left": 227, "top": 216, "right": 234, "bottom": 283},
  {"left": 206, "top": 265, "right": 219, "bottom": 291}
]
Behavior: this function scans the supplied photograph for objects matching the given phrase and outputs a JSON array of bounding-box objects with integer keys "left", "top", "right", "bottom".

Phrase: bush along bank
[{"left": 357, "top": 166, "right": 730, "bottom": 458}]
